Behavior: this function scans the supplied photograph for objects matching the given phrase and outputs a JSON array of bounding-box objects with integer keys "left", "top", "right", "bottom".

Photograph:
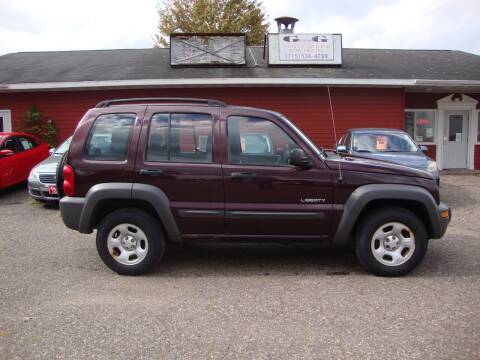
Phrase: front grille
[
  {"left": 39, "top": 173, "right": 56, "bottom": 184},
  {"left": 30, "top": 189, "right": 41, "bottom": 196}
]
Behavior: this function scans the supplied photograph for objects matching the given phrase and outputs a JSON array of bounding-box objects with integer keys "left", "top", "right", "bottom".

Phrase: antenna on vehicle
[{"left": 327, "top": 86, "right": 343, "bottom": 183}]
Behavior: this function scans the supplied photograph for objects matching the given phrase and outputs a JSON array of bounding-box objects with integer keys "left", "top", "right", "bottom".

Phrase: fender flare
[
  {"left": 78, "top": 183, "right": 180, "bottom": 241},
  {"left": 332, "top": 184, "right": 442, "bottom": 244}
]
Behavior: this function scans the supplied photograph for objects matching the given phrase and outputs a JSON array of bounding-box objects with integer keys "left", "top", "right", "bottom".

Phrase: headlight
[
  {"left": 28, "top": 170, "right": 39, "bottom": 182},
  {"left": 427, "top": 161, "right": 438, "bottom": 173}
]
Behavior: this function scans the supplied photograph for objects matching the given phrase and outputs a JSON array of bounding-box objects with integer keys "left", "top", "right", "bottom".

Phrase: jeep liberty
[{"left": 58, "top": 98, "right": 451, "bottom": 276}]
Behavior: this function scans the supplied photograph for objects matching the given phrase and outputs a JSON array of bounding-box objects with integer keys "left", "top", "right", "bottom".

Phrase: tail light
[{"left": 63, "top": 165, "right": 75, "bottom": 197}]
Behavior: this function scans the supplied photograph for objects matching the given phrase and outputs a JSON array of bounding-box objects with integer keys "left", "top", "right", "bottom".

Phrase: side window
[
  {"left": 227, "top": 116, "right": 298, "bottom": 166},
  {"left": 2, "top": 137, "right": 20, "bottom": 153},
  {"left": 85, "top": 113, "right": 135, "bottom": 161},
  {"left": 18, "top": 137, "right": 37, "bottom": 151},
  {"left": 146, "top": 113, "right": 213, "bottom": 163}
]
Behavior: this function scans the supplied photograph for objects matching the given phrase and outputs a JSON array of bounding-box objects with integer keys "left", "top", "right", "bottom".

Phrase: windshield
[
  {"left": 352, "top": 132, "right": 418, "bottom": 153},
  {"left": 54, "top": 137, "right": 72, "bottom": 155}
]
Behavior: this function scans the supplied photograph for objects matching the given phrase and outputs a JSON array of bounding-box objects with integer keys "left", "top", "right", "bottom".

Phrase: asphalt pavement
[{"left": 0, "top": 175, "right": 479, "bottom": 359}]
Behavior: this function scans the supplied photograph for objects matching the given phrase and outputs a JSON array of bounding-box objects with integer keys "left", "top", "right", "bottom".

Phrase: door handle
[
  {"left": 139, "top": 169, "right": 164, "bottom": 176},
  {"left": 230, "top": 172, "right": 257, "bottom": 180}
]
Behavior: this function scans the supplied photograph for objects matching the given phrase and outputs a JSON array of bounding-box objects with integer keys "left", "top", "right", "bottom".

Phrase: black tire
[
  {"left": 96, "top": 208, "right": 166, "bottom": 275},
  {"left": 56, "top": 151, "right": 69, "bottom": 198},
  {"left": 355, "top": 207, "right": 428, "bottom": 277}
]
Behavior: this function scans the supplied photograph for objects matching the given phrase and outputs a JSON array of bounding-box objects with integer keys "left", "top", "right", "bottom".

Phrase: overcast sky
[{"left": 0, "top": 0, "right": 479, "bottom": 56}]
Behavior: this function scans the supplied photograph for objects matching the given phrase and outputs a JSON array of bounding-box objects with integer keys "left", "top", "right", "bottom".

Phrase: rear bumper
[{"left": 59, "top": 196, "right": 85, "bottom": 231}]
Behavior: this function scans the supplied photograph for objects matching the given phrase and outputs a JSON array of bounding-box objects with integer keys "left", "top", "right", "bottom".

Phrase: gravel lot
[{"left": 0, "top": 174, "right": 479, "bottom": 359}]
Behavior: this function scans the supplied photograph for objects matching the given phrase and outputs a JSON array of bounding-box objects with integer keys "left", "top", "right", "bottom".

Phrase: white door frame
[
  {"left": 0, "top": 109, "right": 12, "bottom": 132},
  {"left": 436, "top": 94, "right": 478, "bottom": 170}
]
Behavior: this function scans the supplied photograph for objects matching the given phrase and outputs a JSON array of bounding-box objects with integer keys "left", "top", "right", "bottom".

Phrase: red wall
[
  {"left": 425, "top": 145, "right": 436, "bottom": 160},
  {"left": 405, "top": 93, "right": 480, "bottom": 109},
  {"left": 475, "top": 145, "right": 480, "bottom": 170},
  {"left": 0, "top": 87, "right": 404, "bottom": 147}
]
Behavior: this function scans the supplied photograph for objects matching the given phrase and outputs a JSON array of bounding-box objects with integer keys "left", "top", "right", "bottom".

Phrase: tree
[{"left": 155, "top": 0, "right": 269, "bottom": 47}]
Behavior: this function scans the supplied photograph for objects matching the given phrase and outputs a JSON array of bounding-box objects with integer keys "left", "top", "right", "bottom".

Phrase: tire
[
  {"left": 355, "top": 207, "right": 428, "bottom": 277},
  {"left": 96, "top": 208, "right": 166, "bottom": 275},
  {"left": 56, "top": 151, "right": 68, "bottom": 198}
]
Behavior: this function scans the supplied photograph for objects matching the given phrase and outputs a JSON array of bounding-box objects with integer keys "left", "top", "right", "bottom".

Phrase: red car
[{"left": 0, "top": 132, "right": 49, "bottom": 190}]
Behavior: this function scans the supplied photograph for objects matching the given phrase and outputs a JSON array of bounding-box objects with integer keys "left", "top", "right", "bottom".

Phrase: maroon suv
[{"left": 58, "top": 98, "right": 451, "bottom": 276}]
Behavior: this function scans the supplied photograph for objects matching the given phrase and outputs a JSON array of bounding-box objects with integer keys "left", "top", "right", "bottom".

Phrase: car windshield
[
  {"left": 54, "top": 137, "right": 72, "bottom": 155},
  {"left": 352, "top": 132, "right": 418, "bottom": 153}
]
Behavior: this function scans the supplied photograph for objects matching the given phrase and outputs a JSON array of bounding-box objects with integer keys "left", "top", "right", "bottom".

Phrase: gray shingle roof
[{"left": 1, "top": 47, "right": 480, "bottom": 85}]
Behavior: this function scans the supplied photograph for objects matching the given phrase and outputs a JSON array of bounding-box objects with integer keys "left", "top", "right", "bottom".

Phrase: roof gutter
[{"left": 1, "top": 78, "right": 480, "bottom": 91}]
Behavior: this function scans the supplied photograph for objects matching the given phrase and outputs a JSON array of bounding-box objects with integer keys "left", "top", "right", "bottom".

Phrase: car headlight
[
  {"left": 28, "top": 170, "right": 39, "bottom": 182},
  {"left": 427, "top": 161, "right": 438, "bottom": 173}
]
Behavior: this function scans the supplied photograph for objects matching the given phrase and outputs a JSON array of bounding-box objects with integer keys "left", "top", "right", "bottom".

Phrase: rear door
[
  {"left": 135, "top": 105, "right": 224, "bottom": 235},
  {"left": 222, "top": 110, "right": 333, "bottom": 237}
]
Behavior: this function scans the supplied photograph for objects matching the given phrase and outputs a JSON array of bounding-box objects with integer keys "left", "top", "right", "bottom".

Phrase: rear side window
[
  {"left": 146, "top": 113, "right": 212, "bottom": 163},
  {"left": 85, "top": 113, "right": 135, "bottom": 160}
]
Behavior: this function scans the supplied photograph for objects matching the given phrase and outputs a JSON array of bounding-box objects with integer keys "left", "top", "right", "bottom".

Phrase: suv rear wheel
[
  {"left": 96, "top": 208, "right": 165, "bottom": 275},
  {"left": 355, "top": 207, "right": 428, "bottom": 276}
]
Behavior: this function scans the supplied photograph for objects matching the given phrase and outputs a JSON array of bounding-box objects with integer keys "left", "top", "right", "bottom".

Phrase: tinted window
[
  {"left": 146, "top": 113, "right": 213, "bottom": 163},
  {"left": 146, "top": 114, "right": 169, "bottom": 161},
  {"left": 227, "top": 116, "right": 298, "bottom": 166},
  {"left": 85, "top": 113, "right": 135, "bottom": 160},
  {"left": 2, "top": 137, "right": 21, "bottom": 153},
  {"left": 18, "top": 137, "right": 37, "bottom": 151}
]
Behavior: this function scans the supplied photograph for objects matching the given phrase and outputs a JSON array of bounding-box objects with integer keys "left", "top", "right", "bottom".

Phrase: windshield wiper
[{"left": 356, "top": 149, "right": 371, "bottom": 153}]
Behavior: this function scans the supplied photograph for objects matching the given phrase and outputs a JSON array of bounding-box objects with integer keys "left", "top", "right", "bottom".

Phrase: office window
[{"left": 404, "top": 111, "right": 436, "bottom": 143}]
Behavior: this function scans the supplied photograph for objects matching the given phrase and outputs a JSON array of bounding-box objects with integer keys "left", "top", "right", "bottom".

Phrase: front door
[
  {"left": 0, "top": 110, "right": 12, "bottom": 132},
  {"left": 223, "top": 113, "right": 333, "bottom": 237},
  {"left": 443, "top": 111, "right": 469, "bottom": 169}
]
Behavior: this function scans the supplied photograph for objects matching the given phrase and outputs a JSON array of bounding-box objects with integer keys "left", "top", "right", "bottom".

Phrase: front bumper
[
  {"left": 28, "top": 180, "right": 59, "bottom": 202},
  {"left": 436, "top": 202, "right": 451, "bottom": 238}
]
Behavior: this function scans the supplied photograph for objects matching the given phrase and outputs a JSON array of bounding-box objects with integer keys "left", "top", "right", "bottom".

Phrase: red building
[{"left": 1, "top": 46, "right": 480, "bottom": 169}]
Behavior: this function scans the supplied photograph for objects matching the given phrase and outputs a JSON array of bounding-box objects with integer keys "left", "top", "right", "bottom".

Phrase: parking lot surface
[{"left": 0, "top": 175, "right": 479, "bottom": 359}]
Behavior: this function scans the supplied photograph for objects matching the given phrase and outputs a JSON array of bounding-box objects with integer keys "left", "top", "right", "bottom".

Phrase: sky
[{"left": 0, "top": 0, "right": 479, "bottom": 56}]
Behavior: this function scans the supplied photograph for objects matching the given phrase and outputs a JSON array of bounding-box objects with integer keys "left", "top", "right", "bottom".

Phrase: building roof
[{"left": 1, "top": 47, "right": 480, "bottom": 91}]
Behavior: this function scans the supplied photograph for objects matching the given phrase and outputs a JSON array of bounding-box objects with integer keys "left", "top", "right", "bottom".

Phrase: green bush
[{"left": 21, "top": 106, "right": 58, "bottom": 147}]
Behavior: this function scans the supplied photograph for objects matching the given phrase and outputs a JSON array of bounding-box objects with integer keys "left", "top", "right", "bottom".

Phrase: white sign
[
  {"left": 268, "top": 33, "right": 342, "bottom": 65},
  {"left": 279, "top": 34, "right": 333, "bottom": 61}
]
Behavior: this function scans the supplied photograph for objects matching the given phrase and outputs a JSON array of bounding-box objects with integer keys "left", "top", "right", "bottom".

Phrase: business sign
[
  {"left": 268, "top": 33, "right": 342, "bottom": 65},
  {"left": 170, "top": 33, "right": 246, "bottom": 66}
]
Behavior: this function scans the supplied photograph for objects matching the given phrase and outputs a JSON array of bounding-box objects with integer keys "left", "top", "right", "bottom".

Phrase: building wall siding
[
  {"left": 0, "top": 87, "right": 404, "bottom": 147},
  {"left": 475, "top": 145, "right": 480, "bottom": 170},
  {"left": 405, "top": 93, "right": 480, "bottom": 109}
]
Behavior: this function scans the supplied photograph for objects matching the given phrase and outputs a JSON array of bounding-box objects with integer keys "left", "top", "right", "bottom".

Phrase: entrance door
[
  {"left": 443, "top": 111, "right": 469, "bottom": 169},
  {"left": 0, "top": 110, "right": 12, "bottom": 132}
]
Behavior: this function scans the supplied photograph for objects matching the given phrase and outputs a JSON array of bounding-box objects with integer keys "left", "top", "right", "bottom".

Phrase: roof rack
[{"left": 95, "top": 97, "right": 227, "bottom": 108}]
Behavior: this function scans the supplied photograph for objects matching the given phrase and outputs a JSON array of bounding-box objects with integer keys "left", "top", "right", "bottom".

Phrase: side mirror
[
  {"left": 336, "top": 145, "right": 348, "bottom": 154},
  {"left": 419, "top": 145, "right": 429, "bottom": 154},
  {"left": 0, "top": 149, "right": 14, "bottom": 158},
  {"left": 289, "top": 148, "right": 312, "bottom": 169},
  {"left": 49, "top": 148, "right": 55, "bottom": 155}
]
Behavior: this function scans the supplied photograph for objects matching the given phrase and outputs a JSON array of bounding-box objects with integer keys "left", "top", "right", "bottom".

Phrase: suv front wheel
[
  {"left": 355, "top": 207, "right": 428, "bottom": 276},
  {"left": 96, "top": 208, "right": 165, "bottom": 275}
]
